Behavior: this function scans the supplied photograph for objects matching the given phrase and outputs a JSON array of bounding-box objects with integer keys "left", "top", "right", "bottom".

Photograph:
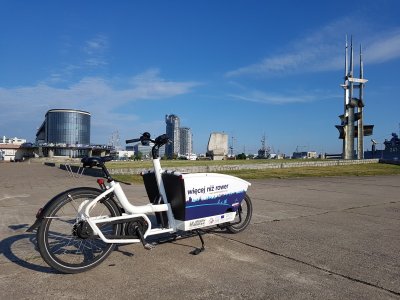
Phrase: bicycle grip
[{"left": 126, "top": 138, "right": 140, "bottom": 144}]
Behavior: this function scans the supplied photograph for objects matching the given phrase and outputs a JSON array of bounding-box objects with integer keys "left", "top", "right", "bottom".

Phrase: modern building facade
[
  {"left": 165, "top": 114, "right": 194, "bottom": 158},
  {"left": 165, "top": 114, "right": 180, "bottom": 158},
  {"left": 36, "top": 109, "right": 91, "bottom": 157},
  {"left": 130, "top": 144, "right": 151, "bottom": 158},
  {"left": 129, "top": 144, "right": 165, "bottom": 159},
  {"left": 179, "top": 127, "right": 192, "bottom": 155}
]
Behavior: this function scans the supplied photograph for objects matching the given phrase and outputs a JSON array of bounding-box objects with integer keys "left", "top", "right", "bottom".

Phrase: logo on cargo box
[
  {"left": 187, "top": 184, "right": 229, "bottom": 197},
  {"left": 189, "top": 219, "right": 206, "bottom": 228}
]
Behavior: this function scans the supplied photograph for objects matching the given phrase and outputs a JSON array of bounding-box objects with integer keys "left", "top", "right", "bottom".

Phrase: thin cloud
[
  {"left": 366, "top": 29, "right": 400, "bottom": 63},
  {"left": 225, "top": 17, "right": 353, "bottom": 77},
  {"left": 230, "top": 92, "right": 314, "bottom": 105},
  {"left": 84, "top": 34, "right": 108, "bottom": 55},
  {"left": 229, "top": 89, "right": 338, "bottom": 105},
  {"left": 0, "top": 70, "right": 200, "bottom": 109},
  {"left": 42, "top": 35, "right": 110, "bottom": 84},
  {"left": 84, "top": 35, "right": 109, "bottom": 67},
  {"left": 0, "top": 70, "right": 200, "bottom": 141},
  {"left": 83, "top": 34, "right": 109, "bottom": 68},
  {"left": 226, "top": 17, "right": 400, "bottom": 78},
  {"left": 85, "top": 58, "right": 108, "bottom": 67},
  {"left": 127, "top": 69, "right": 198, "bottom": 99}
]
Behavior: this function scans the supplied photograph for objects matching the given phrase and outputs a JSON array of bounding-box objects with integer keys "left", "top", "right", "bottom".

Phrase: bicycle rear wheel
[{"left": 36, "top": 188, "right": 121, "bottom": 273}]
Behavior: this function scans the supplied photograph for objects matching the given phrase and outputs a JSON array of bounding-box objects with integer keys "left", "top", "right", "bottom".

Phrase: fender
[{"left": 26, "top": 187, "right": 122, "bottom": 232}]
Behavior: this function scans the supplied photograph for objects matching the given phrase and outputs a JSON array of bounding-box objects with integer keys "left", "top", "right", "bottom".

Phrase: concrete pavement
[{"left": 0, "top": 162, "right": 399, "bottom": 299}]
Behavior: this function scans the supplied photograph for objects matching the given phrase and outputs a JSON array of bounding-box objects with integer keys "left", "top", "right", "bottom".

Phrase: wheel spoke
[{"left": 37, "top": 189, "right": 121, "bottom": 273}]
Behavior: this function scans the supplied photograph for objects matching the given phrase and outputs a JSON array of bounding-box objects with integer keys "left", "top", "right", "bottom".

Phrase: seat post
[{"left": 100, "top": 163, "right": 113, "bottom": 181}]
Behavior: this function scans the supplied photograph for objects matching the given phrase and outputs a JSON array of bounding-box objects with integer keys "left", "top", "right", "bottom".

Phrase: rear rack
[{"left": 64, "top": 163, "right": 85, "bottom": 178}]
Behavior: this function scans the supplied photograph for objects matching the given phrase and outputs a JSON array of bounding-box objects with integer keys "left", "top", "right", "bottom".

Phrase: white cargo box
[
  {"left": 142, "top": 171, "right": 251, "bottom": 231},
  {"left": 175, "top": 173, "right": 250, "bottom": 230}
]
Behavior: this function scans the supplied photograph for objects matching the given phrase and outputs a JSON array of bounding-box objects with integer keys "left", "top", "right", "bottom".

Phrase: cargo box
[{"left": 142, "top": 171, "right": 251, "bottom": 230}]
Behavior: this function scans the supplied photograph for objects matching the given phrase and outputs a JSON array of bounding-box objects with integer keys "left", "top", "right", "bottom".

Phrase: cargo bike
[{"left": 27, "top": 132, "right": 253, "bottom": 273}]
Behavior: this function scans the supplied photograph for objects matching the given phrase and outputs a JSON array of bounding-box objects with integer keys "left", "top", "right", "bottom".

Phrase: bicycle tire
[
  {"left": 36, "top": 187, "right": 121, "bottom": 273},
  {"left": 226, "top": 194, "right": 252, "bottom": 234}
]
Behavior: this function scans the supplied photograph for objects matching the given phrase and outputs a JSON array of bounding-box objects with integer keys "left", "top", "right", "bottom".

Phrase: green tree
[
  {"left": 236, "top": 153, "right": 247, "bottom": 160},
  {"left": 134, "top": 151, "right": 143, "bottom": 161}
]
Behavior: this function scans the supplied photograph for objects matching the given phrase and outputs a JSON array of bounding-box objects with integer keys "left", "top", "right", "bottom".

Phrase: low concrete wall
[
  {"left": 108, "top": 159, "right": 380, "bottom": 175},
  {"left": 380, "top": 159, "right": 400, "bottom": 165},
  {"left": 30, "top": 157, "right": 82, "bottom": 164}
]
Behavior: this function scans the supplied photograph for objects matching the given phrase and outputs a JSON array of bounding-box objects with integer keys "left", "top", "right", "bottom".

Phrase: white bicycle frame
[{"left": 80, "top": 157, "right": 177, "bottom": 244}]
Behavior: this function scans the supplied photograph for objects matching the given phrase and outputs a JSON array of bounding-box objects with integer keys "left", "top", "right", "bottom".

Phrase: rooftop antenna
[
  {"left": 229, "top": 136, "right": 236, "bottom": 156},
  {"left": 344, "top": 34, "right": 348, "bottom": 79},
  {"left": 261, "top": 133, "right": 266, "bottom": 151},
  {"left": 357, "top": 43, "right": 365, "bottom": 159},
  {"left": 350, "top": 35, "right": 354, "bottom": 77},
  {"left": 257, "top": 133, "right": 271, "bottom": 158}
]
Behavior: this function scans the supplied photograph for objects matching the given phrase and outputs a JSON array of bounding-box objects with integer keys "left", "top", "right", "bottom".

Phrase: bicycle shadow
[
  {"left": 0, "top": 224, "right": 237, "bottom": 273},
  {"left": 0, "top": 224, "right": 55, "bottom": 273},
  {"left": 1, "top": 224, "right": 138, "bottom": 272}
]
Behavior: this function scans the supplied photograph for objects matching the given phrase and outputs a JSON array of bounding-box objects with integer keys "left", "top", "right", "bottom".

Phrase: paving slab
[
  {"left": 0, "top": 163, "right": 399, "bottom": 299},
  {"left": 227, "top": 212, "right": 400, "bottom": 294},
  {"left": 0, "top": 232, "right": 398, "bottom": 300},
  {"left": 249, "top": 177, "right": 400, "bottom": 210}
]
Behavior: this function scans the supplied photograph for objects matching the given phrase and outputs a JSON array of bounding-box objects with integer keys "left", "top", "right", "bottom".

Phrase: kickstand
[
  {"left": 190, "top": 230, "right": 205, "bottom": 255},
  {"left": 136, "top": 227, "right": 155, "bottom": 250}
]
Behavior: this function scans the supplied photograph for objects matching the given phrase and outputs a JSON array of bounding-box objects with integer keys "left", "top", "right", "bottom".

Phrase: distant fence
[
  {"left": 106, "top": 159, "right": 380, "bottom": 175},
  {"left": 55, "top": 159, "right": 381, "bottom": 177}
]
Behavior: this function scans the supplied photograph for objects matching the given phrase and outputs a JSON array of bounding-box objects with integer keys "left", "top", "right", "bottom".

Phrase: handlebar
[
  {"left": 125, "top": 138, "right": 141, "bottom": 144},
  {"left": 126, "top": 132, "right": 171, "bottom": 159},
  {"left": 126, "top": 132, "right": 152, "bottom": 144}
]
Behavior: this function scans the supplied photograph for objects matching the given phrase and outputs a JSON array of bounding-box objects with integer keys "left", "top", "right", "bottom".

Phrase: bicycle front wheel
[
  {"left": 226, "top": 194, "right": 253, "bottom": 233},
  {"left": 36, "top": 188, "right": 121, "bottom": 273}
]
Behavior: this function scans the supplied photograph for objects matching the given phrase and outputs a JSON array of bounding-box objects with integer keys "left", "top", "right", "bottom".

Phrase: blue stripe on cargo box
[{"left": 185, "top": 191, "right": 246, "bottom": 220}]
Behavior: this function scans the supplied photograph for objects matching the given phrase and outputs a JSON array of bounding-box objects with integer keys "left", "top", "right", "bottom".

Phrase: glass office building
[
  {"left": 46, "top": 109, "right": 90, "bottom": 145},
  {"left": 36, "top": 109, "right": 91, "bottom": 156}
]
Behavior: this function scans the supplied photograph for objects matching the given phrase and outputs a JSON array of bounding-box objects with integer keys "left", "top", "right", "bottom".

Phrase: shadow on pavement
[{"left": 0, "top": 224, "right": 55, "bottom": 274}]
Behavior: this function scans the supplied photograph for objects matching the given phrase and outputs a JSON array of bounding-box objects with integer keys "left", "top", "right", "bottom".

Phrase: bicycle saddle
[{"left": 81, "top": 156, "right": 113, "bottom": 167}]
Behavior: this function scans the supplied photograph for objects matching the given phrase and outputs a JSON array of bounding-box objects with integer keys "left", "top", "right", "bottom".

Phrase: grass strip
[
  {"left": 113, "top": 163, "right": 400, "bottom": 184},
  {"left": 106, "top": 158, "right": 318, "bottom": 169}
]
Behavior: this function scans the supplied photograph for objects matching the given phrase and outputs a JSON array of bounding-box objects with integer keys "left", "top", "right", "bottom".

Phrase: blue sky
[{"left": 1, "top": 0, "right": 400, "bottom": 155}]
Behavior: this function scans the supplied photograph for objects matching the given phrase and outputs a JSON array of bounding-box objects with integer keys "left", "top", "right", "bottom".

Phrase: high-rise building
[
  {"left": 165, "top": 114, "right": 180, "bottom": 157},
  {"left": 179, "top": 127, "right": 192, "bottom": 155}
]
